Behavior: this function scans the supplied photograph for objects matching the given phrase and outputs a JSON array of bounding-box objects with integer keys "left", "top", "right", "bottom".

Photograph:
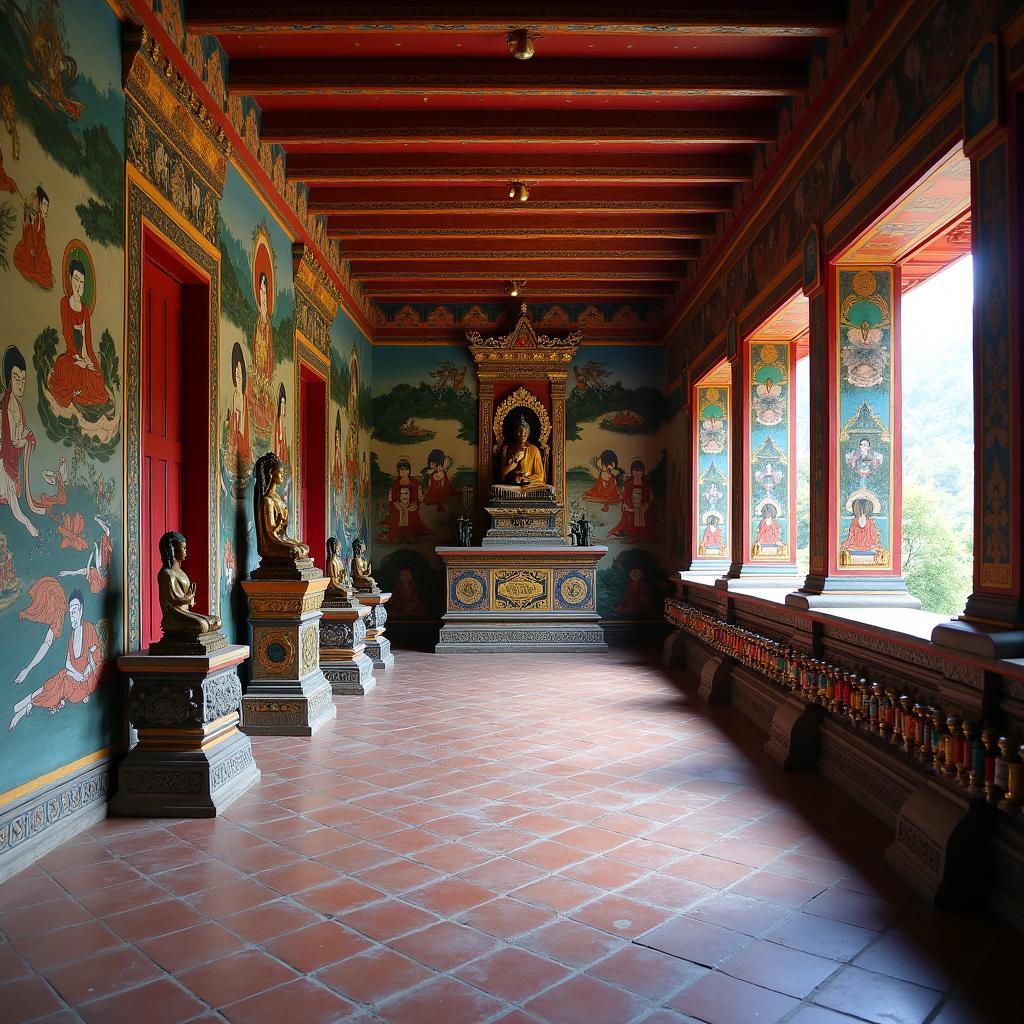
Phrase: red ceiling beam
[
  {"left": 260, "top": 109, "right": 777, "bottom": 146},
  {"left": 188, "top": 1, "right": 845, "bottom": 36},
  {"left": 289, "top": 152, "right": 751, "bottom": 184},
  {"left": 341, "top": 238, "right": 699, "bottom": 260},
  {"left": 327, "top": 213, "right": 716, "bottom": 239},
  {"left": 362, "top": 283, "right": 676, "bottom": 297},
  {"left": 229, "top": 57, "right": 805, "bottom": 98},
  {"left": 308, "top": 184, "right": 735, "bottom": 214},
  {"left": 351, "top": 261, "right": 687, "bottom": 279}
]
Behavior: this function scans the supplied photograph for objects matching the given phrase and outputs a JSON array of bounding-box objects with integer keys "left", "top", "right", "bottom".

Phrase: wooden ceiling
[{"left": 187, "top": 2, "right": 846, "bottom": 325}]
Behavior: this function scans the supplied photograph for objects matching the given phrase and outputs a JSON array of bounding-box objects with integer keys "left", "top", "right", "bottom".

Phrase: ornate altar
[{"left": 435, "top": 305, "right": 607, "bottom": 653}]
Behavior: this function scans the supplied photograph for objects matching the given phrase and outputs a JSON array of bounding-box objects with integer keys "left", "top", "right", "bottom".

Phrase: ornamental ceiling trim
[
  {"left": 123, "top": 28, "right": 230, "bottom": 195},
  {"left": 468, "top": 302, "right": 583, "bottom": 368}
]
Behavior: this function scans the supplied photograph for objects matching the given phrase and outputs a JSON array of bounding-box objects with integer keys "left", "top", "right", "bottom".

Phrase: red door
[
  {"left": 300, "top": 366, "right": 327, "bottom": 569},
  {"left": 142, "top": 258, "right": 184, "bottom": 647}
]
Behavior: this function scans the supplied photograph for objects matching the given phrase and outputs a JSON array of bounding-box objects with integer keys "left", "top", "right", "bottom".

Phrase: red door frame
[
  {"left": 299, "top": 360, "right": 328, "bottom": 570},
  {"left": 141, "top": 227, "right": 212, "bottom": 646}
]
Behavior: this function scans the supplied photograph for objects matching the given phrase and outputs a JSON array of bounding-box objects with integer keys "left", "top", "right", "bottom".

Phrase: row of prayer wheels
[{"left": 669, "top": 602, "right": 1024, "bottom": 812}]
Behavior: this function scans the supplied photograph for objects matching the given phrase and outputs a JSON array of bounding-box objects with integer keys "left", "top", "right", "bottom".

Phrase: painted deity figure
[
  {"left": 498, "top": 415, "right": 546, "bottom": 487},
  {"left": 13, "top": 186, "right": 53, "bottom": 289},
  {"left": 273, "top": 383, "right": 289, "bottom": 465},
  {"left": 615, "top": 566, "right": 658, "bottom": 618},
  {"left": 155, "top": 531, "right": 222, "bottom": 640},
  {"left": 331, "top": 412, "right": 343, "bottom": 496},
  {"left": 699, "top": 416, "right": 725, "bottom": 455},
  {"left": 58, "top": 516, "right": 111, "bottom": 593},
  {"left": 10, "top": 580, "right": 104, "bottom": 730},
  {"left": 384, "top": 459, "right": 430, "bottom": 541},
  {"left": 252, "top": 272, "right": 274, "bottom": 389},
  {"left": 422, "top": 448, "right": 456, "bottom": 510},
  {"left": 1, "top": 346, "right": 43, "bottom": 538},
  {"left": 50, "top": 257, "right": 111, "bottom": 415},
  {"left": 845, "top": 437, "right": 883, "bottom": 483},
  {"left": 225, "top": 342, "right": 252, "bottom": 478},
  {"left": 253, "top": 452, "right": 309, "bottom": 565},
  {"left": 390, "top": 566, "right": 428, "bottom": 618},
  {"left": 755, "top": 504, "right": 783, "bottom": 550},
  {"left": 583, "top": 449, "right": 623, "bottom": 511},
  {"left": 700, "top": 514, "right": 724, "bottom": 555},
  {"left": 608, "top": 460, "right": 655, "bottom": 540},
  {"left": 350, "top": 537, "right": 377, "bottom": 591},
  {"left": 842, "top": 498, "right": 883, "bottom": 555}
]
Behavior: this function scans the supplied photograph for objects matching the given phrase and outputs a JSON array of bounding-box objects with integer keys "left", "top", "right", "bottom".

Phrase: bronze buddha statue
[
  {"left": 151, "top": 530, "right": 226, "bottom": 654},
  {"left": 350, "top": 537, "right": 378, "bottom": 592},
  {"left": 325, "top": 536, "right": 356, "bottom": 603},
  {"left": 252, "top": 453, "right": 313, "bottom": 576}
]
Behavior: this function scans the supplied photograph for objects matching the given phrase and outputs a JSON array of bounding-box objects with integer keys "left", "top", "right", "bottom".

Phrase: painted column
[
  {"left": 688, "top": 371, "right": 731, "bottom": 574},
  {"left": 789, "top": 263, "right": 918, "bottom": 608},
  {"left": 934, "top": 37, "right": 1024, "bottom": 656},
  {"left": 721, "top": 337, "right": 800, "bottom": 587}
]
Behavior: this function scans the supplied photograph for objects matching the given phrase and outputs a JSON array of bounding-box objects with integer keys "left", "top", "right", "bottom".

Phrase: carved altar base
[
  {"left": 483, "top": 497, "right": 565, "bottom": 547},
  {"left": 356, "top": 591, "right": 394, "bottom": 669},
  {"left": 240, "top": 577, "right": 336, "bottom": 736},
  {"left": 320, "top": 601, "right": 375, "bottom": 694},
  {"left": 436, "top": 545, "right": 608, "bottom": 653},
  {"left": 111, "top": 644, "right": 259, "bottom": 817}
]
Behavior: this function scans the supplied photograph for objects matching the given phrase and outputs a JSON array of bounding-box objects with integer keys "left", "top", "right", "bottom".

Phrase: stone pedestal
[
  {"left": 483, "top": 497, "right": 564, "bottom": 547},
  {"left": 240, "top": 577, "right": 337, "bottom": 736},
  {"left": 111, "top": 644, "right": 259, "bottom": 817},
  {"left": 320, "top": 600, "right": 374, "bottom": 694},
  {"left": 357, "top": 591, "right": 394, "bottom": 669}
]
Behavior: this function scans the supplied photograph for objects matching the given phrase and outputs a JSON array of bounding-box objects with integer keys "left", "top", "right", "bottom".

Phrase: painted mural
[
  {"left": 369, "top": 346, "right": 476, "bottom": 622},
  {"left": 328, "top": 315, "right": 373, "bottom": 570},
  {"left": 665, "top": 386, "right": 688, "bottom": 562},
  {"left": 749, "top": 341, "right": 793, "bottom": 561},
  {"left": 836, "top": 268, "right": 893, "bottom": 569},
  {"left": 565, "top": 346, "right": 669, "bottom": 620},
  {"left": 693, "top": 379, "right": 730, "bottom": 563},
  {"left": 217, "top": 163, "right": 294, "bottom": 644},
  {"left": 0, "top": 0, "right": 124, "bottom": 797}
]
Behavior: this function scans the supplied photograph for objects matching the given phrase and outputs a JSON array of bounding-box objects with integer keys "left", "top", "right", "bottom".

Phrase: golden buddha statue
[
  {"left": 325, "top": 536, "right": 355, "bottom": 602},
  {"left": 350, "top": 537, "right": 378, "bottom": 592},
  {"left": 253, "top": 453, "right": 309, "bottom": 565},
  {"left": 151, "top": 531, "right": 225, "bottom": 654},
  {"left": 499, "top": 415, "right": 546, "bottom": 487}
]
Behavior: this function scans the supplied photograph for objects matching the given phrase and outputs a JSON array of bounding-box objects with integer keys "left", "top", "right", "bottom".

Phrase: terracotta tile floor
[{"left": 0, "top": 649, "right": 1017, "bottom": 1024}]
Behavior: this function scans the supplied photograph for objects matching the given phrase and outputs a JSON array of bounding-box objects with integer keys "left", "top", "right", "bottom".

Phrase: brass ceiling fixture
[
  {"left": 508, "top": 180, "right": 529, "bottom": 203},
  {"left": 506, "top": 29, "right": 536, "bottom": 60},
  {"left": 507, "top": 280, "right": 525, "bottom": 297}
]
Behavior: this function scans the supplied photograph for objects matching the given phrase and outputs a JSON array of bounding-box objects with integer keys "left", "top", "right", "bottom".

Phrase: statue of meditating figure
[
  {"left": 324, "top": 536, "right": 356, "bottom": 604},
  {"left": 490, "top": 414, "right": 556, "bottom": 502},
  {"left": 499, "top": 415, "right": 546, "bottom": 487},
  {"left": 350, "top": 537, "right": 378, "bottom": 592},
  {"left": 150, "top": 531, "right": 226, "bottom": 655},
  {"left": 252, "top": 453, "right": 316, "bottom": 578}
]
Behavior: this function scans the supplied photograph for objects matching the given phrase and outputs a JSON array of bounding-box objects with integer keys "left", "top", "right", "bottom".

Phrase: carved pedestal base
[
  {"left": 483, "top": 499, "right": 565, "bottom": 547},
  {"left": 240, "top": 577, "right": 336, "bottom": 736},
  {"left": 436, "top": 545, "right": 608, "bottom": 653},
  {"left": 886, "top": 781, "right": 989, "bottom": 908},
  {"left": 764, "top": 695, "right": 822, "bottom": 770},
  {"left": 321, "top": 603, "right": 375, "bottom": 695},
  {"left": 111, "top": 645, "right": 259, "bottom": 817},
  {"left": 356, "top": 592, "right": 394, "bottom": 670}
]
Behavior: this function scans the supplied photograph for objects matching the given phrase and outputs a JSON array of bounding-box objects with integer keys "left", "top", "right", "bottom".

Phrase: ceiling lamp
[
  {"left": 506, "top": 29, "right": 536, "bottom": 60},
  {"left": 507, "top": 280, "right": 525, "bottom": 297},
  {"left": 509, "top": 180, "right": 529, "bottom": 203}
]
